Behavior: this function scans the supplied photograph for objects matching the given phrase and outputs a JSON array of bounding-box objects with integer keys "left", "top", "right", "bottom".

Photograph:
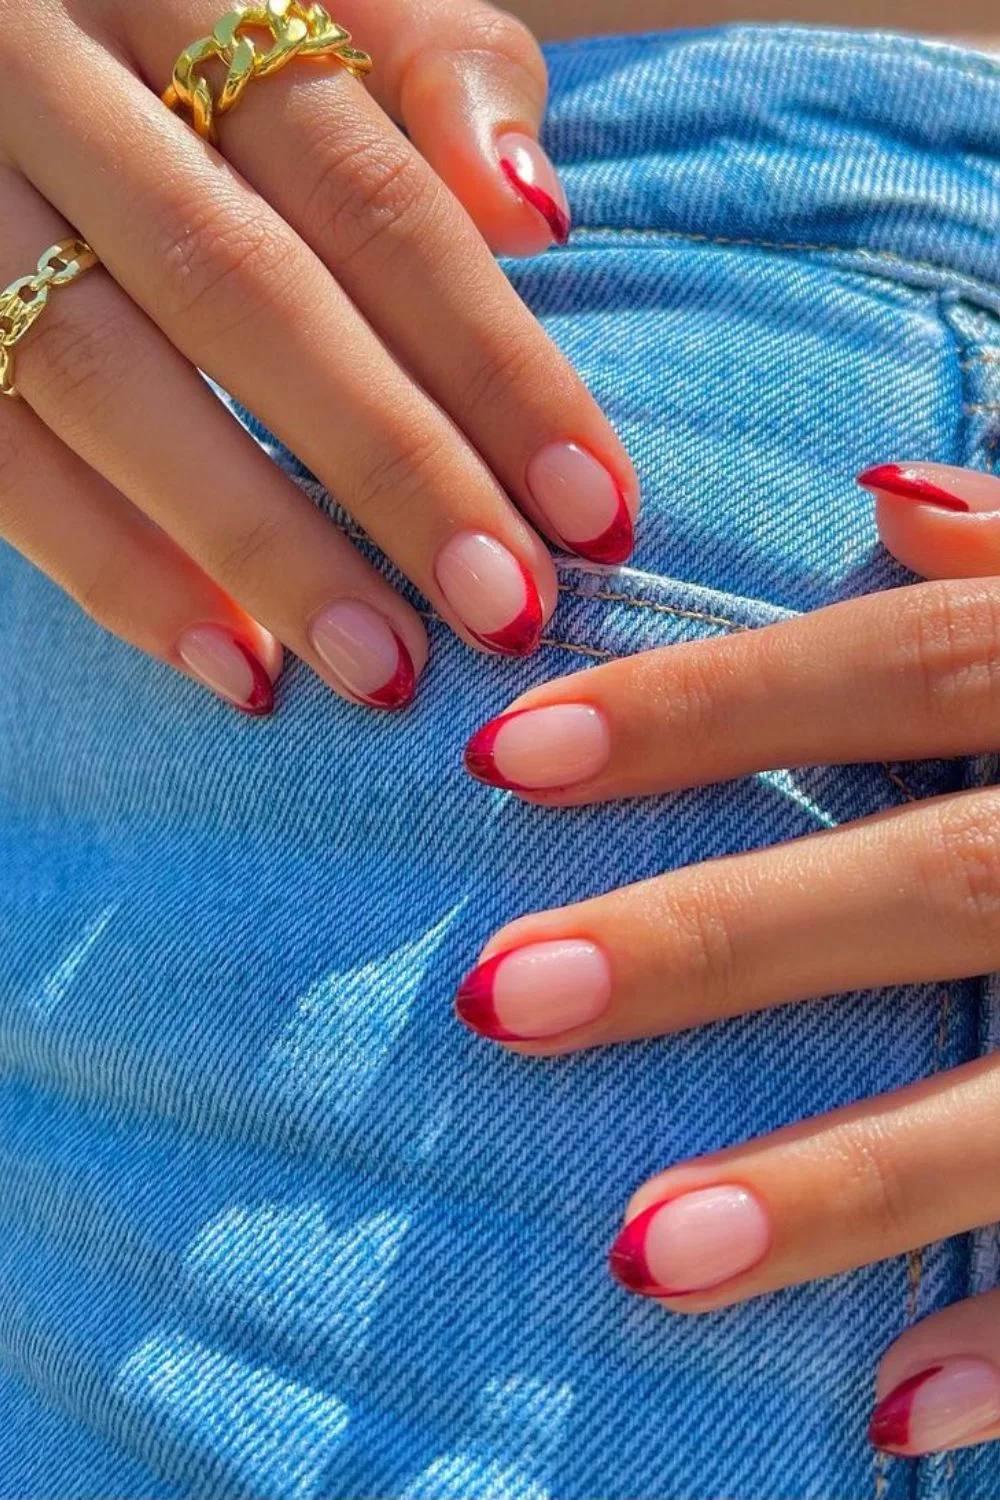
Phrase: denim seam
[{"left": 572, "top": 230, "right": 1000, "bottom": 306}]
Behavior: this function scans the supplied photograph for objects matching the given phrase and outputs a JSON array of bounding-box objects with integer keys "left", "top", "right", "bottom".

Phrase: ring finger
[
  {"left": 452, "top": 785, "right": 1000, "bottom": 1048},
  {"left": 604, "top": 1051, "right": 1000, "bottom": 1312}
]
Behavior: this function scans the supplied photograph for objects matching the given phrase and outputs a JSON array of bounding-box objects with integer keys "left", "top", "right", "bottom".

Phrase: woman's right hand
[{"left": 0, "top": 0, "right": 637, "bottom": 715}]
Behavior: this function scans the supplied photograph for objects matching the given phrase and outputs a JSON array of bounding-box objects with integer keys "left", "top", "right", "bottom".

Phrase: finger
[
  {"left": 5, "top": 19, "right": 558, "bottom": 653},
  {"left": 599, "top": 1054, "right": 1000, "bottom": 1317},
  {"left": 120, "top": 1, "right": 637, "bottom": 563},
  {"left": 0, "top": 392, "right": 282, "bottom": 713},
  {"left": 352, "top": 0, "right": 566, "bottom": 257},
  {"left": 453, "top": 786, "right": 1000, "bottom": 1048},
  {"left": 0, "top": 168, "right": 426, "bottom": 709},
  {"left": 462, "top": 576, "right": 1000, "bottom": 802},
  {"left": 859, "top": 461, "right": 1000, "bottom": 579},
  {"left": 870, "top": 1291, "right": 1000, "bottom": 1456}
]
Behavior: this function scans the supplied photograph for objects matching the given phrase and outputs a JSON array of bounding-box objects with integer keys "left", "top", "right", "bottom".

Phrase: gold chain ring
[
  {"left": 163, "top": 1, "right": 372, "bottom": 142},
  {"left": 0, "top": 239, "right": 98, "bottom": 400}
]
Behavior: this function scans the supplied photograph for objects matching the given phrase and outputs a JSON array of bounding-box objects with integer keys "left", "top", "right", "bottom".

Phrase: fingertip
[
  {"left": 858, "top": 461, "right": 1000, "bottom": 579},
  {"left": 396, "top": 41, "right": 567, "bottom": 256}
]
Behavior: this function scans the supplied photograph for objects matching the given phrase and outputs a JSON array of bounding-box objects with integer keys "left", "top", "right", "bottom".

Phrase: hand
[
  {"left": 0, "top": 0, "right": 636, "bottom": 715},
  {"left": 455, "top": 460, "right": 1000, "bottom": 1458}
]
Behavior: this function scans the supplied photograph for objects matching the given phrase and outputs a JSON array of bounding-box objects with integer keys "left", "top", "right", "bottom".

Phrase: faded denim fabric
[{"left": 3, "top": 23, "right": 1000, "bottom": 1499}]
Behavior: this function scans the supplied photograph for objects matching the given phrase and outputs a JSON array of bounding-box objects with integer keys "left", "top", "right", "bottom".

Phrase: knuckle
[
  {"left": 349, "top": 424, "right": 445, "bottom": 525},
  {"left": 0, "top": 415, "right": 33, "bottom": 532},
  {"left": 209, "top": 512, "right": 287, "bottom": 598},
  {"left": 829, "top": 1122, "right": 914, "bottom": 1246},
  {"left": 159, "top": 198, "right": 290, "bottom": 342},
  {"left": 925, "top": 793, "right": 1000, "bottom": 951},
  {"left": 71, "top": 553, "right": 139, "bottom": 641},
  {"left": 22, "top": 295, "right": 141, "bottom": 435},
  {"left": 660, "top": 883, "right": 738, "bottom": 1014},
  {"left": 458, "top": 336, "right": 545, "bottom": 426},
  {"left": 400, "top": 11, "right": 544, "bottom": 103},
  {"left": 303, "top": 131, "right": 446, "bottom": 269},
  {"left": 893, "top": 581, "right": 1000, "bottom": 726}
]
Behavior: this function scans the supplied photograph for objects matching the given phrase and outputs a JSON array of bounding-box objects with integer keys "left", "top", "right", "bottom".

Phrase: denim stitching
[{"left": 573, "top": 229, "right": 1000, "bottom": 300}]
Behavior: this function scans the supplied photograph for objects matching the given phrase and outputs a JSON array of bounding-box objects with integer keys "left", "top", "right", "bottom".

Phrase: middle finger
[
  {"left": 453, "top": 786, "right": 1000, "bottom": 1048},
  {"left": 120, "top": 0, "right": 639, "bottom": 562}
]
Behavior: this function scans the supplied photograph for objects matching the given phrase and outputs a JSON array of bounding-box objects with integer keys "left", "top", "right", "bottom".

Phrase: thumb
[
  {"left": 346, "top": 0, "right": 569, "bottom": 257},
  {"left": 858, "top": 462, "right": 1000, "bottom": 578}
]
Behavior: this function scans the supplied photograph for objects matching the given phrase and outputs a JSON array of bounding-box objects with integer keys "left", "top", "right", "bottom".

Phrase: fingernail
[
  {"left": 869, "top": 1358, "right": 1000, "bottom": 1454},
  {"left": 497, "top": 131, "right": 571, "bottom": 247},
  {"left": 609, "top": 1186, "right": 770, "bottom": 1296},
  {"left": 309, "top": 599, "right": 415, "bottom": 710},
  {"left": 465, "top": 704, "right": 610, "bottom": 791},
  {"left": 455, "top": 939, "right": 612, "bottom": 1040},
  {"left": 177, "top": 625, "right": 275, "bottom": 715},
  {"left": 857, "top": 464, "right": 971, "bottom": 512},
  {"left": 435, "top": 532, "right": 543, "bottom": 656},
  {"left": 526, "top": 442, "right": 634, "bottom": 563}
]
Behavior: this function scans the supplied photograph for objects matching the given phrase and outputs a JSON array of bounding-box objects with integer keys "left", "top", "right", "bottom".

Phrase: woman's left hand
[{"left": 454, "top": 459, "right": 1000, "bottom": 1460}]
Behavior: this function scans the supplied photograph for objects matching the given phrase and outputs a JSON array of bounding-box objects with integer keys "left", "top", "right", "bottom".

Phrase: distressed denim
[{"left": 3, "top": 23, "right": 1000, "bottom": 1500}]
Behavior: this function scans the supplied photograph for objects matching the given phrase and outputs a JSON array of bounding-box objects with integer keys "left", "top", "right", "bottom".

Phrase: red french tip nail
[
  {"left": 476, "top": 565, "right": 544, "bottom": 657},
  {"left": 464, "top": 710, "right": 532, "bottom": 790},
  {"left": 857, "top": 464, "right": 970, "bottom": 513},
  {"left": 360, "top": 633, "right": 416, "bottom": 711},
  {"left": 232, "top": 639, "right": 275, "bottom": 716},
  {"left": 868, "top": 1367, "right": 943, "bottom": 1451},
  {"left": 454, "top": 951, "right": 524, "bottom": 1041},
  {"left": 608, "top": 1201, "right": 663, "bottom": 1295},
  {"left": 500, "top": 158, "right": 571, "bottom": 245},
  {"left": 572, "top": 489, "right": 635, "bottom": 565}
]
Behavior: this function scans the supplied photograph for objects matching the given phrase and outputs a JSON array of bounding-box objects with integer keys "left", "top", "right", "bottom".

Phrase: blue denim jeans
[{"left": 3, "top": 23, "right": 1000, "bottom": 1500}]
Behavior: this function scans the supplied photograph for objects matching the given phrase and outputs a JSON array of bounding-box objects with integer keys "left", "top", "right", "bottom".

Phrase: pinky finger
[
  {"left": 872, "top": 1292, "right": 1000, "bottom": 1456},
  {"left": 0, "top": 399, "right": 282, "bottom": 715}
]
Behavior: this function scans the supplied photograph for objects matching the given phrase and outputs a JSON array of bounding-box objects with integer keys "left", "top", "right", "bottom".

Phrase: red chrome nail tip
[
  {"left": 500, "top": 158, "right": 571, "bottom": 245},
  {"left": 361, "top": 633, "right": 416, "bottom": 711},
  {"left": 868, "top": 1366, "right": 943, "bottom": 1451},
  {"left": 232, "top": 639, "right": 275, "bottom": 716},
  {"left": 464, "top": 710, "right": 532, "bottom": 790},
  {"left": 857, "top": 464, "right": 970, "bottom": 513},
  {"left": 573, "top": 489, "right": 635, "bottom": 565},
  {"left": 476, "top": 565, "right": 544, "bottom": 657},
  {"left": 608, "top": 1201, "right": 666, "bottom": 1295},
  {"left": 454, "top": 951, "right": 524, "bottom": 1041}
]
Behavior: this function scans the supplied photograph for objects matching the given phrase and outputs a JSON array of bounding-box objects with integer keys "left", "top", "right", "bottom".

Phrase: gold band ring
[
  {"left": 162, "top": 1, "right": 373, "bottom": 143},
  {"left": 0, "top": 238, "right": 98, "bottom": 400}
]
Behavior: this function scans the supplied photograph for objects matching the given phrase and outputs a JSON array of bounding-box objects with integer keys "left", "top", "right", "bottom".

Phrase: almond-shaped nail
[
  {"left": 609, "top": 1187, "right": 770, "bottom": 1296},
  {"left": 527, "top": 442, "right": 634, "bottom": 563},
  {"left": 497, "top": 131, "right": 571, "bottom": 249},
  {"left": 435, "top": 532, "right": 543, "bottom": 656},
  {"left": 455, "top": 939, "right": 612, "bottom": 1040},
  {"left": 869, "top": 1358, "right": 1000, "bottom": 1454},
  {"left": 858, "top": 464, "right": 971, "bottom": 512},
  {"left": 465, "top": 704, "right": 610, "bottom": 791},
  {"left": 177, "top": 625, "right": 275, "bottom": 715},
  {"left": 309, "top": 599, "right": 415, "bottom": 710}
]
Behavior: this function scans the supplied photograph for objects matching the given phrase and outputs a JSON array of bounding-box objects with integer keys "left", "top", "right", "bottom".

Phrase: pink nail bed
[
  {"left": 609, "top": 1186, "right": 770, "bottom": 1296},
  {"left": 177, "top": 625, "right": 275, "bottom": 715},
  {"left": 527, "top": 442, "right": 634, "bottom": 564},
  {"left": 465, "top": 704, "right": 610, "bottom": 791},
  {"left": 869, "top": 1357, "right": 1000, "bottom": 1454},
  {"left": 309, "top": 599, "right": 415, "bottom": 710},
  {"left": 455, "top": 939, "right": 612, "bottom": 1040},
  {"left": 496, "top": 131, "right": 571, "bottom": 251},
  {"left": 435, "top": 532, "right": 543, "bottom": 656}
]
